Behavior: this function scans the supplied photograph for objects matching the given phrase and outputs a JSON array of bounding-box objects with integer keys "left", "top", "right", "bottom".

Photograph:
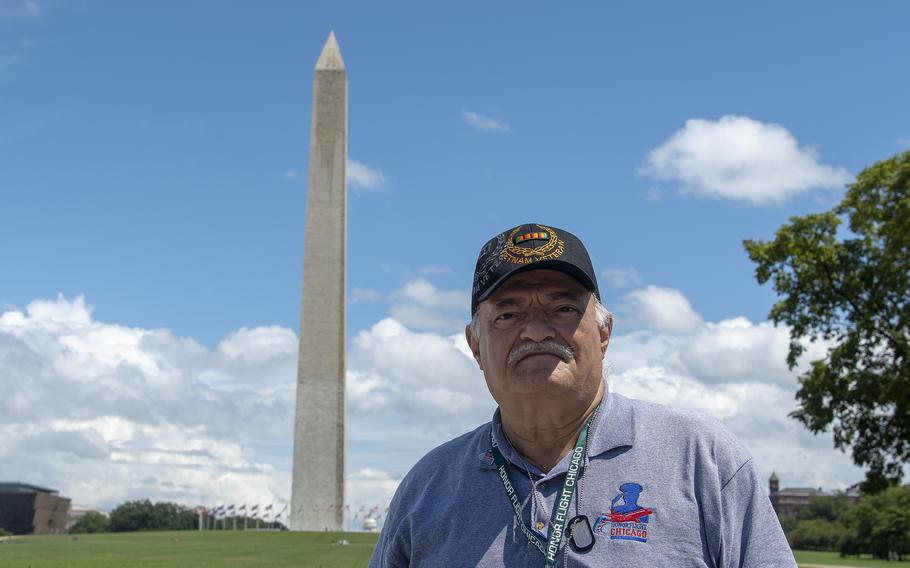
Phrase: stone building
[
  {"left": 0, "top": 482, "right": 71, "bottom": 535},
  {"left": 768, "top": 472, "right": 861, "bottom": 517}
]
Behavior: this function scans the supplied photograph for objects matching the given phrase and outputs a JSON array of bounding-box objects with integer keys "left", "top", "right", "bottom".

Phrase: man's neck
[{"left": 500, "top": 383, "right": 605, "bottom": 474}]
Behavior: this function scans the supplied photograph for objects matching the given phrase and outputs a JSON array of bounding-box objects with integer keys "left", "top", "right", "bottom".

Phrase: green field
[
  {"left": 0, "top": 531, "right": 379, "bottom": 568},
  {"left": 793, "top": 550, "right": 910, "bottom": 567},
  {"left": 2, "top": 533, "right": 910, "bottom": 567}
]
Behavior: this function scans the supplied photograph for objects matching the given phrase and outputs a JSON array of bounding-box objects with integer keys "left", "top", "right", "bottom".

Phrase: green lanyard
[{"left": 490, "top": 415, "right": 594, "bottom": 567}]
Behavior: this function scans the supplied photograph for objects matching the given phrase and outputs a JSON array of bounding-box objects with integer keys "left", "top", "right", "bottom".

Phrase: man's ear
[
  {"left": 465, "top": 324, "right": 483, "bottom": 371},
  {"left": 600, "top": 319, "right": 613, "bottom": 358}
]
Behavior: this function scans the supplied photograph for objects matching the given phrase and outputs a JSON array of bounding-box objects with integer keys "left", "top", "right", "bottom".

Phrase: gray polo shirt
[{"left": 369, "top": 391, "right": 796, "bottom": 567}]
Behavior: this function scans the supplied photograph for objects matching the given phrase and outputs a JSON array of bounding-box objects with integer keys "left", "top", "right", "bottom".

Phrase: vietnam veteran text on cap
[{"left": 471, "top": 223, "right": 600, "bottom": 314}]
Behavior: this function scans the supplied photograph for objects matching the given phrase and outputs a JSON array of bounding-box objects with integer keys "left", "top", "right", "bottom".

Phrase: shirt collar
[
  {"left": 587, "top": 388, "right": 636, "bottom": 457},
  {"left": 477, "top": 385, "right": 636, "bottom": 470}
]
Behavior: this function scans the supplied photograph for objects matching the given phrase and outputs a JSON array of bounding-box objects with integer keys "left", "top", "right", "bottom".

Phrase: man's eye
[
  {"left": 558, "top": 306, "right": 581, "bottom": 313},
  {"left": 496, "top": 313, "right": 517, "bottom": 321}
]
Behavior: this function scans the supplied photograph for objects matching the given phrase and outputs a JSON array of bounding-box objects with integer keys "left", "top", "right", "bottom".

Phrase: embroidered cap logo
[{"left": 500, "top": 225, "right": 565, "bottom": 265}]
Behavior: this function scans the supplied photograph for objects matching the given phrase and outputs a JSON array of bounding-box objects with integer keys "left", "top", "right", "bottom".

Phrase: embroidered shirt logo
[{"left": 592, "top": 482, "right": 653, "bottom": 543}]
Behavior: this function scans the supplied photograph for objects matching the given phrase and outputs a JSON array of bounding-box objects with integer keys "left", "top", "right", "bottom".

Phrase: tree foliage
[
  {"left": 842, "top": 485, "right": 910, "bottom": 560},
  {"left": 744, "top": 150, "right": 910, "bottom": 492},
  {"left": 108, "top": 499, "right": 196, "bottom": 532},
  {"left": 788, "top": 518, "right": 847, "bottom": 551},
  {"left": 778, "top": 488, "right": 910, "bottom": 558},
  {"left": 797, "top": 494, "right": 851, "bottom": 524},
  {"left": 70, "top": 511, "right": 110, "bottom": 534}
]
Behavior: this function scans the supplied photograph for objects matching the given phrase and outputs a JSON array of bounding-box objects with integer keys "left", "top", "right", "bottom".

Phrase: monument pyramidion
[{"left": 290, "top": 31, "right": 347, "bottom": 532}]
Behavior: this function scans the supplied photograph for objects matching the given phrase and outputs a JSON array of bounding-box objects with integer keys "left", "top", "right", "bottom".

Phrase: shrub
[
  {"left": 70, "top": 511, "right": 110, "bottom": 534},
  {"left": 108, "top": 499, "right": 196, "bottom": 532},
  {"left": 788, "top": 519, "right": 846, "bottom": 551}
]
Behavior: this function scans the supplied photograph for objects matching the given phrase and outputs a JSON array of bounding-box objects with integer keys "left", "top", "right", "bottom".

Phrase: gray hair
[{"left": 468, "top": 297, "right": 613, "bottom": 340}]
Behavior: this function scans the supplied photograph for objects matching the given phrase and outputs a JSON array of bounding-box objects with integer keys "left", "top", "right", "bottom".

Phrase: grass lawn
[
  {"left": 0, "top": 531, "right": 379, "bottom": 568},
  {"left": 794, "top": 550, "right": 910, "bottom": 567},
  {"left": 4, "top": 534, "right": 910, "bottom": 567}
]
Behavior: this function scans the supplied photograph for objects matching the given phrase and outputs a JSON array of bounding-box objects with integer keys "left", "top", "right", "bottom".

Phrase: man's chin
[
  {"left": 510, "top": 363, "right": 572, "bottom": 385},
  {"left": 512, "top": 353, "right": 565, "bottom": 371}
]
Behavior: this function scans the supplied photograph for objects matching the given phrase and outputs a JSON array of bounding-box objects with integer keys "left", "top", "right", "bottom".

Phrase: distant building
[
  {"left": 362, "top": 516, "right": 378, "bottom": 532},
  {"left": 0, "top": 482, "right": 71, "bottom": 535},
  {"left": 768, "top": 472, "right": 861, "bottom": 517}
]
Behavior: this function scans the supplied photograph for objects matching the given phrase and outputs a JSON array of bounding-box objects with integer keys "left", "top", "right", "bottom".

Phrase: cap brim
[{"left": 474, "top": 260, "right": 599, "bottom": 309}]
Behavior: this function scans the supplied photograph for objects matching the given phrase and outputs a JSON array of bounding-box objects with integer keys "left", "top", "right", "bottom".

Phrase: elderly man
[{"left": 369, "top": 223, "right": 795, "bottom": 567}]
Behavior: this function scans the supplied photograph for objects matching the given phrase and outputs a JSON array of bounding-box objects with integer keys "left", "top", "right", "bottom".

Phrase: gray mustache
[{"left": 507, "top": 341, "right": 575, "bottom": 366}]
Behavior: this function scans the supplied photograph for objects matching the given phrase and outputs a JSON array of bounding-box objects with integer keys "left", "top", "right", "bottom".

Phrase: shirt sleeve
[{"left": 718, "top": 458, "right": 796, "bottom": 568}]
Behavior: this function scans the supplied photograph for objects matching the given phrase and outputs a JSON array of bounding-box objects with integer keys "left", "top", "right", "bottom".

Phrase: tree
[
  {"left": 842, "top": 485, "right": 910, "bottom": 560},
  {"left": 149, "top": 501, "right": 196, "bottom": 531},
  {"left": 744, "top": 151, "right": 910, "bottom": 492},
  {"left": 70, "top": 511, "right": 110, "bottom": 534},
  {"left": 778, "top": 513, "right": 799, "bottom": 536},
  {"left": 109, "top": 499, "right": 154, "bottom": 532},
  {"left": 108, "top": 499, "right": 196, "bottom": 532},
  {"left": 788, "top": 518, "right": 847, "bottom": 551},
  {"left": 798, "top": 494, "right": 851, "bottom": 523}
]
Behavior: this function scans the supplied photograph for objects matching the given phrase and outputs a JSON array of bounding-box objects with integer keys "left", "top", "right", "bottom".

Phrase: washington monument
[{"left": 290, "top": 31, "right": 346, "bottom": 532}]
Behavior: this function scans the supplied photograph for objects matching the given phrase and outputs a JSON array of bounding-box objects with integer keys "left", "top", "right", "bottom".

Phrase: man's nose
[{"left": 519, "top": 310, "right": 556, "bottom": 342}]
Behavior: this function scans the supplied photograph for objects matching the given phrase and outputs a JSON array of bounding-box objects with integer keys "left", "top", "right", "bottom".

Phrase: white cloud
[
  {"left": 602, "top": 286, "right": 860, "bottom": 490},
  {"left": 346, "top": 468, "right": 399, "bottom": 523},
  {"left": 642, "top": 115, "right": 852, "bottom": 204},
  {"left": 387, "top": 305, "right": 465, "bottom": 334},
  {"left": 418, "top": 265, "right": 455, "bottom": 276},
  {"left": 607, "top": 365, "right": 862, "bottom": 490},
  {"left": 350, "top": 287, "right": 382, "bottom": 303},
  {"left": 673, "top": 317, "right": 810, "bottom": 386},
  {"left": 388, "top": 278, "right": 469, "bottom": 333},
  {"left": 0, "top": 294, "right": 486, "bottom": 525},
  {"left": 348, "top": 159, "right": 386, "bottom": 192},
  {"left": 285, "top": 160, "right": 387, "bottom": 193},
  {"left": 462, "top": 111, "right": 510, "bottom": 133},
  {"left": 348, "top": 318, "right": 488, "bottom": 422},
  {"left": 1, "top": 291, "right": 866, "bottom": 528},
  {"left": 608, "top": 317, "right": 829, "bottom": 388},
  {"left": 0, "top": 295, "right": 296, "bottom": 511},
  {"left": 620, "top": 285, "right": 703, "bottom": 333},
  {"left": 217, "top": 326, "right": 297, "bottom": 367},
  {"left": 392, "top": 278, "right": 468, "bottom": 311},
  {"left": 600, "top": 267, "right": 641, "bottom": 289},
  {"left": 345, "top": 317, "right": 492, "bottom": 488}
]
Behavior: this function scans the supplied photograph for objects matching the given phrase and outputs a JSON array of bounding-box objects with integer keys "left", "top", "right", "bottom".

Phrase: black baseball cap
[{"left": 471, "top": 223, "right": 600, "bottom": 314}]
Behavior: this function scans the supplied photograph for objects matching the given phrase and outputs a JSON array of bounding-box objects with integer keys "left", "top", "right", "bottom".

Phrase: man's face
[{"left": 466, "top": 269, "right": 612, "bottom": 406}]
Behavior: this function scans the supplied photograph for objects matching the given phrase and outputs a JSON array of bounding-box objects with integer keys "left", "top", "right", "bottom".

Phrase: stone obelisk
[{"left": 290, "top": 31, "right": 346, "bottom": 532}]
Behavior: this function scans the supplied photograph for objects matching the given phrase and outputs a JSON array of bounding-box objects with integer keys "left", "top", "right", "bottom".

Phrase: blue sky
[{"left": 1, "top": 1, "right": 908, "bottom": 523}]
